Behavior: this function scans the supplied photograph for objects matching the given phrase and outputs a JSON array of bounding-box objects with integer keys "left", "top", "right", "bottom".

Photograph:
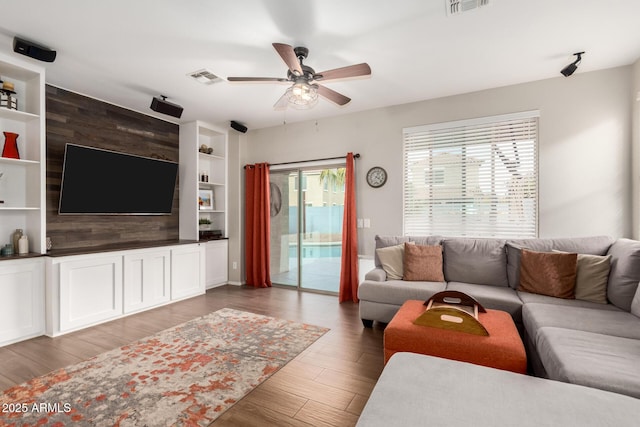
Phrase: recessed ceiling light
[{"left": 188, "top": 69, "right": 222, "bottom": 85}]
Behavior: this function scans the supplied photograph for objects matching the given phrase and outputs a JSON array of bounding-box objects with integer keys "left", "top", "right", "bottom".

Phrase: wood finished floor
[{"left": 0, "top": 285, "right": 386, "bottom": 427}]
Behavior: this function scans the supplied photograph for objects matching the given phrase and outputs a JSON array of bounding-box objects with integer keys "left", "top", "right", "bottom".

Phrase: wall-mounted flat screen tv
[{"left": 58, "top": 144, "right": 178, "bottom": 215}]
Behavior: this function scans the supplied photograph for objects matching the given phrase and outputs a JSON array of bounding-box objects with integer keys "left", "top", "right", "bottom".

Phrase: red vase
[{"left": 2, "top": 132, "right": 20, "bottom": 159}]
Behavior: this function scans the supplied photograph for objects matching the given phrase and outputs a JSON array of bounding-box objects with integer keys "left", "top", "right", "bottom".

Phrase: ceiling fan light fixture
[{"left": 287, "top": 82, "right": 318, "bottom": 109}]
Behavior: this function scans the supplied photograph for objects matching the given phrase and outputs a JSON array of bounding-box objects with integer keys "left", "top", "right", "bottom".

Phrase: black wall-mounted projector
[{"left": 150, "top": 96, "right": 183, "bottom": 118}]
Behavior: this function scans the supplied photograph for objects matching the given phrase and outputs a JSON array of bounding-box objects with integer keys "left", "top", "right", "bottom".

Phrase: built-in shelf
[
  {"left": 0, "top": 52, "right": 46, "bottom": 255},
  {"left": 0, "top": 157, "right": 40, "bottom": 166},
  {"left": 0, "top": 206, "right": 40, "bottom": 211},
  {"left": 198, "top": 152, "right": 224, "bottom": 161},
  {"left": 180, "top": 121, "right": 228, "bottom": 241},
  {"left": 0, "top": 108, "right": 39, "bottom": 122}
]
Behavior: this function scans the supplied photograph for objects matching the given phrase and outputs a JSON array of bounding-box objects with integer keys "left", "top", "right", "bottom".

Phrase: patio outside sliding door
[{"left": 269, "top": 166, "right": 345, "bottom": 293}]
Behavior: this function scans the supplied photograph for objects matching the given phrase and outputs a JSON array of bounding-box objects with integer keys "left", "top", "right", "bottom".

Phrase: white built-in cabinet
[
  {"left": 45, "top": 243, "right": 204, "bottom": 337},
  {"left": 123, "top": 248, "right": 171, "bottom": 314},
  {"left": 179, "top": 121, "right": 229, "bottom": 288},
  {"left": 0, "top": 55, "right": 230, "bottom": 345},
  {"left": 0, "top": 52, "right": 46, "bottom": 254},
  {"left": 0, "top": 257, "right": 44, "bottom": 346},
  {"left": 57, "top": 254, "right": 123, "bottom": 332},
  {"left": 205, "top": 239, "right": 228, "bottom": 288},
  {"left": 170, "top": 243, "right": 205, "bottom": 300}
]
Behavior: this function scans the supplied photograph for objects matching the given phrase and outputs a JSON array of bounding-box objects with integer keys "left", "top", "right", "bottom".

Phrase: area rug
[{"left": 0, "top": 308, "right": 329, "bottom": 426}]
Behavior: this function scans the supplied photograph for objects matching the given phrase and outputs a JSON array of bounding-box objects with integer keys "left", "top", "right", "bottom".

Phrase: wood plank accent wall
[{"left": 45, "top": 85, "right": 180, "bottom": 250}]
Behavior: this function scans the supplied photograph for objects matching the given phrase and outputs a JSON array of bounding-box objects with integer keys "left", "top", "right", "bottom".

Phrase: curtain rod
[{"left": 244, "top": 153, "right": 360, "bottom": 169}]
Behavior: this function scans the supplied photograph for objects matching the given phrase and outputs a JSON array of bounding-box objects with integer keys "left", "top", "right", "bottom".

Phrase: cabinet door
[
  {"left": 59, "top": 254, "right": 123, "bottom": 332},
  {"left": 0, "top": 258, "right": 44, "bottom": 346},
  {"left": 205, "top": 240, "right": 228, "bottom": 288},
  {"left": 171, "top": 244, "right": 204, "bottom": 300},
  {"left": 123, "top": 249, "right": 170, "bottom": 314}
]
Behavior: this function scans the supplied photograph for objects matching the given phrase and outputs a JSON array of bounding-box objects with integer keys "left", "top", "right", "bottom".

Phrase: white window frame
[{"left": 402, "top": 110, "right": 539, "bottom": 238}]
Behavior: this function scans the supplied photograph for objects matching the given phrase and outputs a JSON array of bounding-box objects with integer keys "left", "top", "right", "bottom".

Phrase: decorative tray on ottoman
[{"left": 414, "top": 290, "right": 489, "bottom": 336}]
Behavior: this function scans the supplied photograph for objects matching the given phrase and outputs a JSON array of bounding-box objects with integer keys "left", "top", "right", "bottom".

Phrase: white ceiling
[{"left": 2, "top": 0, "right": 640, "bottom": 130}]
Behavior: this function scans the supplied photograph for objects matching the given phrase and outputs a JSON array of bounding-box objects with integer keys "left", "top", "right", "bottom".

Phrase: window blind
[{"left": 403, "top": 111, "right": 539, "bottom": 238}]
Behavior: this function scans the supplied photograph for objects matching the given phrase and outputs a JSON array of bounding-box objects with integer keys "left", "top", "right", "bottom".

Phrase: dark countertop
[{"left": 46, "top": 239, "right": 200, "bottom": 258}]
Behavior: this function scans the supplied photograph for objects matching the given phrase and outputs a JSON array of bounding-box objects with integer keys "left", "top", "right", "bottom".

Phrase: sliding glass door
[{"left": 269, "top": 166, "right": 345, "bottom": 293}]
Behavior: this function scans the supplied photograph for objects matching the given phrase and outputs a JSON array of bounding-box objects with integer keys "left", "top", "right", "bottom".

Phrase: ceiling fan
[{"left": 227, "top": 43, "right": 371, "bottom": 109}]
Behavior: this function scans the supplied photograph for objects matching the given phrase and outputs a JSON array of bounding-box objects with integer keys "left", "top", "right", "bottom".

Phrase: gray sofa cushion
[
  {"left": 506, "top": 236, "right": 614, "bottom": 289},
  {"left": 537, "top": 327, "right": 640, "bottom": 398},
  {"left": 357, "top": 352, "right": 640, "bottom": 427},
  {"left": 374, "top": 235, "right": 443, "bottom": 268},
  {"left": 358, "top": 279, "right": 446, "bottom": 306},
  {"left": 517, "top": 291, "right": 621, "bottom": 311},
  {"left": 446, "top": 282, "right": 523, "bottom": 323},
  {"left": 606, "top": 238, "right": 640, "bottom": 311},
  {"left": 522, "top": 302, "right": 640, "bottom": 340},
  {"left": 442, "top": 238, "right": 508, "bottom": 287},
  {"left": 374, "top": 235, "right": 410, "bottom": 267}
]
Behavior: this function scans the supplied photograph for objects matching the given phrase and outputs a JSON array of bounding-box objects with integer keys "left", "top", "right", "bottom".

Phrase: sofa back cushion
[
  {"left": 442, "top": 238, "right": 508, "bottom": 287},
  {"left": 403, "top": 243, "right": 445, "bottom": 282},
  {"left": 518, "top": 249, "right": 577, "bottom": 299},
  {"left": 374, "top": 235, "right": 443, "bottom": 268},
  {"left": 606, "top": 238, "right": 640, "bottom": 311},
  {"left": 506, "top": 236, "right": 614, "bottom": 289},
  {"left": 374, "top": 236, "right": 410, "bottom": 268},
  {"left": 376, "top": 243, "right": 408, "bottom": 280}
]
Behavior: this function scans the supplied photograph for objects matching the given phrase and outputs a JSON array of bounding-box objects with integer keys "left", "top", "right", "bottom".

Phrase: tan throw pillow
[
  {"left": 553, "top": 250, "right": 611, "bottom": 304},
  {"left": 403, "top": 243, "right": 445, "bottom": 282},
  {"left": 376, "top": 244, "right": 406, "bottom": 280},
  {"left": 518, "top": 249, "right": 577, "bottom": 299}
]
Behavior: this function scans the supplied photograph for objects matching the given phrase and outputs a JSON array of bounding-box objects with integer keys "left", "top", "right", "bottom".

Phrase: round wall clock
[{"left": 366, "top": 166, "right": 387, "bottom": 188}]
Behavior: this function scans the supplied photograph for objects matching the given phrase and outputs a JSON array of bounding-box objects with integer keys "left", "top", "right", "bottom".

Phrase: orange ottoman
[{"left": 384, "top": 300, "right": 527, "bottom": 374}]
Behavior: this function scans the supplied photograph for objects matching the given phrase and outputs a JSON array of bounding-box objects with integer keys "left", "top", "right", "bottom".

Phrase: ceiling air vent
[
  {"left": 447, "top": 0, "right": 489, "bottom": 16},
  {"left": 188, "top": 69, "right": 222, "bottom": 85}
]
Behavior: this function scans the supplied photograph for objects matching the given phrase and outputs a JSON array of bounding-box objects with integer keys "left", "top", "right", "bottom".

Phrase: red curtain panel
[
  {"left": 339, "top": 152, "right": 359, "bottom": 302},
  {"left": 245, "top": 163, "right": 272, "bottom": 288}
]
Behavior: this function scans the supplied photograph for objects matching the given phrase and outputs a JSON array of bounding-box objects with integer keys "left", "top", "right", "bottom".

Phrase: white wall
[{"left": 234, "top": 66, "right": 632, "bottom": 264}]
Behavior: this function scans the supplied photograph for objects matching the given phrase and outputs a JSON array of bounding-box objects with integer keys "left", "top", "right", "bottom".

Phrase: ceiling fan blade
[
  {"left": 273, "top": 43, "right": 303, "bottom": 76},
  {"left": 227, "top": 77, "right": 289, "bottom": 82},
  {"left": 273, "top": 91, "right": 290, "bottom": 110},
  {"left": 315, "top": 63, "right": 371, "bottom": 81},
  {"left": 316, "top": 85, "right": 351, "bottom": 106}
]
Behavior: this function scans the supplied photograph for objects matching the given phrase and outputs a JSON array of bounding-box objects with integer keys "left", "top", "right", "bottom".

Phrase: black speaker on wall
[
  {"left": 150, "top": 96, "right": 183, "bottom": 118},
  {"left": 230, "top": 120, "right": 247, "bottom": 133},
  {"left": 13, "top": 37, "right": 57, "bottom": 62}
]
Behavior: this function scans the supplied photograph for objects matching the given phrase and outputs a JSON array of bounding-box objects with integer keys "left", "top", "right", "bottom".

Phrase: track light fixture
[{"left": 561, "top": 52, "right": 585, "bottom": 77}]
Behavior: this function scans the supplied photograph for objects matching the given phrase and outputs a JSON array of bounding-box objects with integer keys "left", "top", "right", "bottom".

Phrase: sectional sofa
[{"left": 359, "top": 235, "right": 640, "bottom": 399}]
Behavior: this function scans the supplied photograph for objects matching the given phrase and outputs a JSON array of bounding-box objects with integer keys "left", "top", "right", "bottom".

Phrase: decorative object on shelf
[
  {"left": 46, "top": 236, "right": 53, "bottom": 251},
  {"left": 199, "top": 217, "right": 212, "bottom": 230},
  {"left": 199, "top": 229, "right": 223, "bottom": 240},
  {"left": 18, "top": 234, "right": 28, "bottom": 254},
  {"left": 198, "top": 189, "right": 214, "bottom": 210},
  {"left": 1, "top": 243, "right": 13, "bottom": 256},
  {"left": 199, "top": 144, "right": 213, "bottom": 155},
  {"left": 0, "top": 81, "right": 18, "bottom": 110},
  {"left": 200, "top": 170, "right": 209, "bottom": 182},
  {"left": 2, "top": 132, "right": 20, "bottom": 159},
  {"left": 12, "top": 228, "right": 23, "bottom": 252},
  {"left": 366, "top": 166, "right": 387, "bottom": 188}
]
